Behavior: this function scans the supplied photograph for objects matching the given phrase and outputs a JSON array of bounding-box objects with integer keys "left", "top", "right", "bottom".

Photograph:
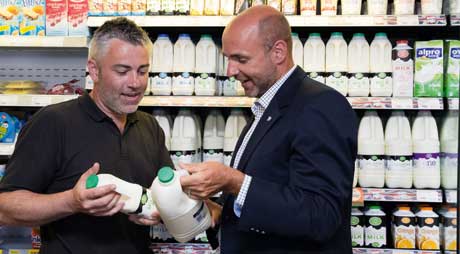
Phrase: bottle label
[
  {"left": 358, "top": 155, "right": 385, "bottom": 171},
  {"left": 370, "top": 72, "right": 393, "bottom": 94},
  {"left": 195, "top": 73, "right": 216, "bottom": 93},
  {"left": 365, "top": 218, "right": 387, "bottom": 248},
  {"left": 152, "top": 73, "right": 172, "bottom": 90},
  {"left": 150, "top": 223, "right": 174, "bottom": 241},
  {"left": 441, "top": 152, "right": 458, "bottom": 170},
  {"left": 170, "top": 150, "right": 196, "bottom": 168},
  {"left": 393, "top": 216, "right": 416, "bottom": 249},
  {"left": 203, "top": 149, "right": 224, "bottom": 163},
  {"left": 325, "top": 72, "right": 348, "bottom": 95},
  {"left": 413, "top": 153, "right": 440, "bottom": 170},
  {"left": 386, "top": 155, "right": 413, "bottom": 172},
  {"left": 223, "top": 77, "right": 238, "bottom": 95},
  {"left": 351, "top": 214, "right": 364, "bottom": 247},
  {"left": 308, "top": 72, "right": 326, "bottom": 84},
  {"left": 135, "top": 187, "right": 157, "bottom": 219},
  {"left": 224, "top": 152, "right": 233, "bottom": 167},
  {"left": 444, "top": 217, "right": 457, "bottom": 250},
  {"left": 416, "top": 217, "right": 440, "bottom": 250}
]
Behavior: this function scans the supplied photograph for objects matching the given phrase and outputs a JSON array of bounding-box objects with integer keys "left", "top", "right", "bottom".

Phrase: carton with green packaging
[
  {"left": 414, "top": 40, "right": 444, "bottom": 97},
  {"left": 444, "top": 40, "right": 460, "bottom": 98}
]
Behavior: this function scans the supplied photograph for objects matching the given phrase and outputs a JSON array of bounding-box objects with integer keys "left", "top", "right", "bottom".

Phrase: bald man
[{"left": 180, "top": 6, "right": 358, "bottom": 253}]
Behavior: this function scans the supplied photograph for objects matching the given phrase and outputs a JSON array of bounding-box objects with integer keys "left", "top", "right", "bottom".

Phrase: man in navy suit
[{"left": 180, "top": 5, "right": 358, "bottom": 253}]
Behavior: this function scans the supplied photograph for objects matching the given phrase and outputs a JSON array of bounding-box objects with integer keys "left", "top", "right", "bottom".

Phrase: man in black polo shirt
[{"left": 0, "top": 18, "right": 173, "bottom": 254}]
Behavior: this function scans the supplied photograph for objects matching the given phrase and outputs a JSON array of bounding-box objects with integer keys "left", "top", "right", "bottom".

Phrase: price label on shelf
[
  {"left": 416, "top": 98, "right": 443, "bottom": 109},
  {"left": 445, "top": 190, "right": 457, "bottom": 203},
  {"left": 352, "top": 188, "right": 364, "bottom": 206},
  {"left": 448, "top": 98, "right": 459, "bottom": 110},
  {"left": 0, "top": 95, "right": 18, "bottom": 106},
  {"left": 416, "top": 190, "right": 442, "bottom": 202},
  {"left": 31, "top": 95, "right": 52, "bottom": 106},
  {"left": 391, "top": 98, "right": 414, "bottom": 109},
  {"left": 396, "top": 15, "right": 419, "bottom": 25}
]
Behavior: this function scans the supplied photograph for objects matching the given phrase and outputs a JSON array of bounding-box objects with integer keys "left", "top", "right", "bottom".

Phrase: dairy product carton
[
  {"left": 132, "top": 0, "right": 147, "bottom": 15},
  {"left": 88, "top": 0, "right": 103, "bottom": 15},
  {"left": 0, "top": 0, "right": 20, "bottom": 35},
  {"left": 19, "top": 0, "right": 45, "bottom": 36},
  {"left": 392, "top": 40, "right": 414, "bottom": 97},
  {"left": 118, "top": 0, "right": 132, "bottom": 15},
  {"left": 46, "top": 0, "right": 67, "bottom": 36},
  {"left": 68, "top": 0, "right": 88, "bottom": 36},
  {"left": 444, "top": 40, "right": 460, "bottom": 98},
  {"left": 146, "top": 0, "right": 160, "bottom": 14},
  {"left": 414, "top": 40, "right": 444, "bottom": 97},
  {"left": 103, "top": 0, "right": 116, "bottom": 15}
]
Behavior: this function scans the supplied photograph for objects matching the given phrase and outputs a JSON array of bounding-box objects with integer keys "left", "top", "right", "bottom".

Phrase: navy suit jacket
[{"left": 218, "top": 67, "right": 358, "bottom": 254}]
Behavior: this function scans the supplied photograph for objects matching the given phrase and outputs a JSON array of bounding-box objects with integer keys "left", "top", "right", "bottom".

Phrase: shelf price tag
[
  {"left": 0, "top": 95, "right": 18, "bottom": 106},
  {"left": 352, "top": 188, "right": 364, "bottom": 206},
  {"left": 416, "top": 98, "right": 443, "bottom": 109},
  {"left": 391, "top": 98, "right": 414, "bottom": 109},
  {"left": 445, "top": 190, "right": 457, "bottom": 203},
  {"left": 448, "top": 98, "right": 459, "bottom": 110},
  {"left": 31, "top": 95, "right": 52, "bottom": 106},
  {"left": 416, "top": 190, "right": 442, "bottom": 202},
  {"left": 396, "top": 15, "right": 419, "bottom": 25}
]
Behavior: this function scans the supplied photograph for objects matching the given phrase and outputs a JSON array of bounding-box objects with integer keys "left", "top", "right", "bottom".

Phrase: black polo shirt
[{"left": 0, "top": 93, "right": 173, "bottom": 254}]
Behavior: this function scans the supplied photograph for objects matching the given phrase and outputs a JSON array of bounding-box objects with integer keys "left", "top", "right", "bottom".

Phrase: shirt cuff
[{"left": 233, "top": 174, "right": 252, "bottom": 218}]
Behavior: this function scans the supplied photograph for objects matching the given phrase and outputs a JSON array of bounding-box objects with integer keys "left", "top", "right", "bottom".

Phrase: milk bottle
[
  {"left": 170, "top": 109, "right": 197, "bottom": 168},
  {"left": 203, "top": 110, "right": 225, "bottom": 163},
  {"left": 146, "top": 0, "right": 161, "bottom": 14},
  {"left": 385, "top": 111, "right": 413, "bottom": 188},
  {"left": 151, "top": 34, "right": 173, "bottom": 96},
  {"left": 365, "top": 205, "right": 387, "bottom": 248},
  {"left": 442, "top": 207, "right": 457, "bottom": 251},
  {"left": 195, "top": 34, "right": 218, "bottom": 96},
  {"left": 358, "top": 111, "right": 385, "bottom": 188},
  {"left": 173, "top": 34, "right": 195, "bottom": 96},
  {"left": 341, "top": 0, "right": 362, "bottom": 14},
  {"left": 292, "top": 33, "right": 304, "bottom": 68},
  {"left": 224, "top": 109, "right": 248, "bottom": 166},
  {"left": 392, "top": 40, "right": 414, "bottom": 97},
  {"left": 394, "top": 0, "right": 414, "bottom": 14},
  {"left": 450, "top": 0, "right": 460, "bottom": 14},
  {"left": 160, "top": 0, "right": 175, "bottom": 14},
  {"left": 440, "top": 110, "right": 458, "bottom": 189},
  {"left": 193, "top": 112, "right": 203, "bottom": 163},
  {"left": 204, "top": 0, "right": 219, "bottom": 15},
  {"left": 392, "top": 206, "right": 416, "bottom": 249},
  {"left": 367, "top": 0, "right": 387, "bottom": 14},
  {"left": 351, "top": 207, "right": 364, "bottom": 247},
  {"left": 370, "top": 33, "right": 392, "bottom": 97},
  {"left": 421, "top": 0, "right": 442, "bottom": 14},
  {"left": 220, "top": 0, "right": 234, "bottom": 15},
  {"left": 416, "top": 207, "right": 440, "bottom": 250},
  {"left": 222, "top": 56, "right": 243, "bottom": 96},
  {"left": 304, "top": 33, "right": 326, "bottom": 84},
  {"left": 300, "top": 0, "right": 317, "bottom": 15},
  {"left": 175, "top": 0, "right": 190, "bottom": 14},
  {"left": 321, "top": 0, "right": 338, "bottom": 15},
  {"left": 348, "top": 33, "right": 370, "bottom": 97},
  {"left": 325, "top": 32, "right": 348, "bottom": 96},
  {"left": 153, "top": 109, "right": 172, "bottom": 151},
  {"left": 151, "top": 167, "right": 212, "bottom": 243},
  {"left": 190, "top": 0, "right": 204, "bottom": 14},
  {"left": 412, "top": 110, "right": 441, "bottom": 189},
  {"left": 86, "top": 174, "right": 157, "bottom": 219}
]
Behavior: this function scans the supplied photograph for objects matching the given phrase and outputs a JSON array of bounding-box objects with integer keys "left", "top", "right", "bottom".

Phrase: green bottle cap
[
  {"left": 331, "top": 32, "right": 343, "bottom": 37},
  {"left": 158, "top": 167, "right": 175, "bottom": 183},
  {"left": 86, "top": 174, "right": 99, "bottom": 189},
  {"left": 309, "top": 33, "right": 321, "bottom": 37}
]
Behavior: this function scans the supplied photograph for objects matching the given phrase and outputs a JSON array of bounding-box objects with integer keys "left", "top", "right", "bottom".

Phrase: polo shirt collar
[{"left": 78, "top": 92, "right": 138, "bottom": 124}]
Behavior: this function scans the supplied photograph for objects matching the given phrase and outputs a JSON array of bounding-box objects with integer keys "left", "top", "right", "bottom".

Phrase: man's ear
[
  {"left": 87, "top": 59, "right": 99, "bottom": 84},
  {"left": 270, "top": 40, "right": 288, "bottom": 65}
]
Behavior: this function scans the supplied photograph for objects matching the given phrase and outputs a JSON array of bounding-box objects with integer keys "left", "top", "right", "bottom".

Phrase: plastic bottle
[
  {"left": 204, "top": 0, "right": 219, "bottom": 15},
  {"left": 421, "top": 0, "right": 442, "bottom": 14},
  {"left": 195, "top": 34, "right": 218, "bottom": 96},
  {"left": 351, "top": 207, "right": 364, "bottom": 247},
  {"left": 385, "top": 111, "right": 413, "bottom": 188},
  {"left": 358, "top": 111, "right": 385, "bottom": 188},
  {"left": 175, "top": 0, "right": 189, "bottom": 14},
  {"left": 292, "top": 33, "right": 304, "bottom": 68},
  {"left": 440, "top": 110, "right": 458, "bottom": 189},
  {"left": 392, "top": 40, "right": 414, "bottom": 97},
  {"left": 450, "top": 0, "right": 460, "bottom": 14},
  {"left": 224, "top": 109, "right": 248, "bottom": 167},
  {"left": 348, "top": 33, "right": 370, "bottom": 97},
  {"left": 416, "top": 207, "right": 440, "bottom": 250},
  {"left": 220, "top": 0, "right": 234, "bottom": 15},
  {"left": 203, "top": 109, "right": 225, "bottom": 163},
  {"left": 392, "top": 206, "right": 416, "bottom": 249},
  {"left": 412, "top": 110, "right": 441, "bottom": 189},
  {"left": 152, "top": 109, "right": 172, "bottom": 151},
  {"left": 304, "top": 33, "right": 326, "bottom": 84},
  {"left": 151, "top": 34, "right": 173, "bottom": 96},
  {"left": 442, "top": 207, "right": 457, "bottom": 251},
  {"left": 151, "top": 167, "right": 212, "bottom": 243},
  {"left": 370, "top": 33, "right": 393, "bottom": 97},
  {"left": 173, "top": 34, "right": 195, "bottom": 96},
  {"left": 325, "top": 32, "right": 348, "bottom": 96},
  {"left": 190, "top": 0, "right": 204, "bottom": 14},
  {"left": 341, "top": 0, "right": 362, "bottom": 14},
  {"left": 394, "top": 0, "right": 415, "bottom": 14},
  {"left": 86, "top": 174, "right": 157, "bottom": 219},
  {"left": 367, "top": 0, "right": 387, "bottom": 14},
  {"left": 160, "top": 0, "right": 175, "bottom": 14},
  {"left": 193, "top": 112, "right": 203, "bottom": 163},
  {"left": 353, "top": 159, "right": 359, "bottom": 187},
  {"left": 365, "top": 205, "right": 387, "bottom": 248},
  {"left": 170, "top": 109, "right": 197, "bottom": 168}
]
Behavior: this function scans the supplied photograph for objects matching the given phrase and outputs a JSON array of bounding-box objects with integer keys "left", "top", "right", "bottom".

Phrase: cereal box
[
  {"left": 68, "top": 0, "right": 88, "bottom": 36},
  {"left": 19, "top": 0, "right": 45, "bottom": 35},
  {"left": 0, "top": 0, "right": 20, "bottom": 35},
  {"left": 46, "top": 0, "right": 67, "bottom": 35}
]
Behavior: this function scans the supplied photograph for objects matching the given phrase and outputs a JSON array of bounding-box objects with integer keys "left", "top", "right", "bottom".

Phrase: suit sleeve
[{"left": 237, "top": 91, "right": 358, "bottom": 242}]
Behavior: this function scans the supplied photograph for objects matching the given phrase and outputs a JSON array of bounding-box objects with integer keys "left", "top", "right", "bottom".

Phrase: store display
[
  {"left": 203, "top": 109, "right": 225, "bottom": 163},
  {"left": 351, "top": 206, "right": 365, "bottom": 247},
  {"left": 46, "top": 0, "right": 67, "bottom": 36},
  {"left": 414, "top": 40, "right": 444, "bottom": 97},
  {"left": 392, "top": 40, "right": 414, "bottom": 97},
  {"left": 325, "top": 32, "right": 348, "bottom": 96},
  {"left": 304, "top": 33, "right": 325, "bottom": 84},
  {"left": 370, "top": 33, "right": 393, "bottom": 97},
  {"left": 415, "top": 206, "right": 440, "bottom": 250},
  {"left": 0, "top": 0, "right": 20, "bottom": 35},
  {"left": 20, "top": 0, "right": 45, "bottom": 36},
  {"left": 151, "top": 34, "right": 174, "bottom": 95},
  {"left": 440, "top": 110, "right": 458, "bottom": 189},
  {"left": 364, "top": 205, "right": 387, "bottom": 248},
  {"left": 348, "top": 33, "right": 370, "bottom": 97}
]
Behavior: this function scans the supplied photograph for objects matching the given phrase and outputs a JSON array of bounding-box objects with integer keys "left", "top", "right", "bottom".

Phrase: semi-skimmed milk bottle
[
  {"left": 195, "top": 34, "right": 218, "bottom": 96},
  {"left": 203, "top": 109, "right": 225, "bottom": 163},
  {"left": 292, "top": 33, "right": 304, "bottom": 68},
  {"left": 412, "top": 110, "right": 441, "bottom": 189},
  {"left": 421, "top": 0, "right": 442, "bottom": 14},
  {"left": 385, "top": 111, "right": 413, "bottom": 188},
  {"left": 151, "top": 34, "right": 173, "bottom": 95},
  {"left": 440, "top": 110, "right": 458, "bottom": 189},
  {"left": 173, "top": 34, "right": 195, "bottom": 96},
  {"left": 304, "top": 33, "right": 326, "bottom": 84},
  {"left": 224, "top": 109, "right": 247, "bottom": 166},
  {"left": 370, "top": 33, "right": 392, "bottom": 97},
  {"left": 170, "top": 109, "right": 197, "bottom": 168},
  {"left": 222, "top": 55, "right": 244, "bottom": 96},
  {"left": 365, "top": 205, "right": 387, "bottom": 248},
  {"left": 325, "top": 32, "right": 348, "bottom": 96},
  {"left": 392, "top": 206, "right": 416, "bottom": 249},
  {"left": 358, "top": 111, "right": 385, "bottom": 188},
  {"left": 348, "top": 33, "right": 370, "bottom": 97},
  {"left": 392, "top": 40, "right": 414, "bottom": 97},
  {"left": 367, "top": 0, "right": 387, "bottom": 14}
]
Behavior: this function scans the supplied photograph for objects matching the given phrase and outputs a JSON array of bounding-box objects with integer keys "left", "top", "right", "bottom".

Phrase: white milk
[
  {"left": 325, "top": 32, "right": 348, "bottom": 96},
  {"left": 151, "top": 167, "right": 211, "bottom": 243},
  {"left": 220, "top": 0, "right": 234, "bottom": 15},
  {"left": 341, "top": 0, "right": 362, "bottom": 14},
  {"left": 321, "top": 0, "right": 338, "bottom": 15},
  {"left": 440, "top": 110, "right": 458, "bottom": 189},
  {"left": 394, "top": 0, "right": 414, "bottom": 14},
  {"left": 151, "top": 34, "right": 173, "bottom": 95},
  {"left": 204, "top": 0, "right": 219, "bottom": 15},
  {"left": 450, "top": 0, "right": 460, "bottom": 14},
  {"left": 365, "top": 205, "right": 387, "bottom": 248},
  {"left": 224, "top": 109, "right": 248, "bottom": 167},
  {"left": 348, "top": 33, "right": 370, "bottom": 97},
  {"left": 421, "top": 0, "right": 442, "bottom": 14},
  {"left": 367, "top": 0, "right": 387, "bottom": 14},
  {"left": 442, "top": 208, "right": 457, "bottom": 251},
  {"left": 193, "top": 112, "right": 203, "bottom": 163},
  {"left": 370, "top": 33, "right": 393, "bottom": 97},
  {"left": 173, "top": 34, "right": 195, "bottom": 96},
  {"left": 358, "top": 111, "right": 385, "bottom": 188},
  {"left": 304, "top": 33, "right": 326, "bottom": 84},
  {"left": 414, "top": 40, "right": 444, "bottom": 97},
  {"left": 153, "top": 109, "right": 172, "bottom": 151},
  {"left": 190, "top": 0, "right": 204, "bottom": 15},
  {"left": 222, "top": 56, "right": 244, "bottom": 96},
  {"left": 416, "top": 207, "right": 440, "bottom": 250},
  {"left": 86, "top": 174, "right": 157, "bottom": 219},
  {"left": 392, "top": 40, "right": 414, "bottom": 97},
  {"left": 300, "top": 0, "right": 317, "bottom": 15},
  {"left": 292, "top": 33, "right": 304, "bottom": 68},
  {"left": 351, "top": 207, "right": 364, "bottom": 247},
  {"left": 385, "top": 111, "right": 413, "bottom": 188},
  {"left": 392, "top": 206, "right": 416, "bottom": 249},
  {"left": 203, "top": 109, "right": 225, "bottom": 163},
  {"left": 195, "top": 34, "right": 218, "bottom": 96},
  {"left": 170, "top": 109, "right": 197, "bottom": 168},
  {"left": 412, "top": 110, "right": 441, "bottom": 189}
]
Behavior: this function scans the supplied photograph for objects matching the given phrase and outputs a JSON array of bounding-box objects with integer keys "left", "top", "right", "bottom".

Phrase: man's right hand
[{"left": 69, "top": 162, "right": 124, "bottom": 216}]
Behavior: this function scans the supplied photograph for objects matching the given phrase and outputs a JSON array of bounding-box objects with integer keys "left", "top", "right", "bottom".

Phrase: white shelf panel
[
  {"left": 348, "top": 97, "right": 444, "bottom": 110},
  {"left": 447, "top": 98, "right": 459, "bottom": 110},
  {"left": 445, "top": 189, "right": 457, "bottom": 204},
  {"left": 0, "top": 36, "right": 88, "bottom": 48},
  {"left": 87, "top": 15, "right": 447, "bottom": 27},
  {"left": 0, "top": 94, "right": 78, "bottom": 107},
  {"left": 361, "top": 188, "right": 443, "bottom": 203},
  {"left": 0, "top": 143, "right": 14, "bottom": 156},
  {"left": 139, "top": 96, "right": 255, "bottom": 107},
  {"left": 353, "top": 248, "right": 449, "bottom": 253},
  {"left": 451, "top": 14, "right": 460, "bottom": 26}
]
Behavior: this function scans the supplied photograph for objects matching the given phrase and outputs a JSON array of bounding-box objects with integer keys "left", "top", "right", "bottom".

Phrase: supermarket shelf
[
  {"left": 360, "top": 188, "right": 443, "bottom": 203},
  {"left": 0, "top": 94, "right": 78, "bottom": 107},
  {"left": 445, "top": 190, "right": 457, "bottom": 204},
  {"left": 139, "top": 96, "right": 255, "bottom": 107},
  {"left": 451, "top": 14, "right": 460, "bottom": 26},
  {"left": 447, "top": 98, "right": 459, "bottom": 110},
  {"left": 353, "top": 248, "right": 453, "bottom": 253},
  {"left": 0, "top": 36, "right": 88, "bottom": 48},
  {"left": 87, "top": 15, "right": 447, "bottom": 27},
  {"left": 348, "top": 97, "right": 444, "bottom": 110}
]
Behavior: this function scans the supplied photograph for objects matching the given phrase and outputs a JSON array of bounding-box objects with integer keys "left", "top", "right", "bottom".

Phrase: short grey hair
[{"left": 89, "top": 17, "right": 152, "bottom": 61}]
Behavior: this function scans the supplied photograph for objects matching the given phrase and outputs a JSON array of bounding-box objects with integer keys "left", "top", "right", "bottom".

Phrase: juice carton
[
  {"left": 0, "top": 0, "right": 20, "bottom": 35},
  {"left": 416, "top": 207, "right": 440, "bottom": 250},
  {"left": 443, "top": 208, "right": 457, "bottom": 251},
  {"left": 88, "top": 0, "right": 103, "bottom": 15},
  {"left": 19, "top": 0, "right": 45, "bottom": 36},
  {"left": 392, "top": 207, "right": 416, "bottom": 249},
  {"left": 444, "top": 40, "right": 460, "bottom": 98},
  {"left": 414, "top": 40, "right": 444, "bottom": 97},
  {"left": 131, "top": 0, "right": 146, "bottom": 15},
  {"left": 46, "top": 0, "right": 67, "bottom": 36},
  {"left": 68, "top": 0, "right": 88, "bottom": 36}
]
